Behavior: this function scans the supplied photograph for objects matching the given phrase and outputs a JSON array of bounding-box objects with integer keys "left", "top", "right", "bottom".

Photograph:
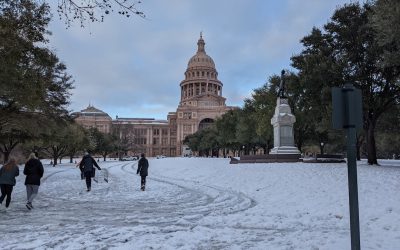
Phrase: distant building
[
  {"left": 73, "top": 34, "right": 236, "bottom": 157},
  {"left": 72, "top": 105, "right": 112, "bottom": 134}
]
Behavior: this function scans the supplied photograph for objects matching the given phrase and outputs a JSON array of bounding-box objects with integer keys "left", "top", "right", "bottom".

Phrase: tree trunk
[
  {"left": 3, "top": 151, "right": 10, "bottom": 164},
  {"left": 356, "top": 134, "right": 365, "bottom": 161},
  {"left": 53, "top": 156, "right": 57, "bottom": 166},
  {"left": 70, "top": 155, "right": 74, "bottom": 163},
  {"left": 366, "top": 120, "right": 378, "bottom": 165},
  {"left": 1, "top": 140, "right": 19, "bottom": 164}
]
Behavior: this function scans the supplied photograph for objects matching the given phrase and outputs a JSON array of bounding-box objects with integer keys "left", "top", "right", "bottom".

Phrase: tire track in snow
[
  {"left": 120, "top": 161, "right": 257, "bottom": 227},
  {"left": 0, "top": 161, "right": 257, "bottom": 249}
]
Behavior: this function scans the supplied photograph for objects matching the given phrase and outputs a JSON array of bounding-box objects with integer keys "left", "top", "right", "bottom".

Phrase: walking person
[
  {"left": 0, "top": 158, "right": 19, "bottom": 210},
  {"left": 137, "top": 153, "right": 149, "bottom": 191},
  {"left": 79, "top": 152, "right": 101, "bottom": 192},
  {"left": 24, "top": 153, "right": 44, "bottom": 210}
]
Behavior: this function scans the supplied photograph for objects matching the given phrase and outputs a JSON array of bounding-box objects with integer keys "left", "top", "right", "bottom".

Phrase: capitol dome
[
  {"left": 180, "top": 33, "right": 224, "bottom": 107},
  {"left": 187, "top": 33, "right": 216, "bottom": 69}
]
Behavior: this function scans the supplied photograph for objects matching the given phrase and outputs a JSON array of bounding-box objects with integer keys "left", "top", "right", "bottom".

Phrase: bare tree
[{"left": 56, "top": 0, "right": 145, "bottom": 27}]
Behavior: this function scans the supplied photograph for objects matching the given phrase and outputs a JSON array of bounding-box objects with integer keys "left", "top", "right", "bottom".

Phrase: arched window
[{"left": 198, "top": 118, "right": 215, "bottom": 130}]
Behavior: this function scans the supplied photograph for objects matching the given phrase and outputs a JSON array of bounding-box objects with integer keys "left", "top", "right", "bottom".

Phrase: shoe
[
  {"left": 87, "top": 188, "right": 91, "bottom": 192},
  {"left": 26, "top": 202, "right": 33, "bottom": 210}
]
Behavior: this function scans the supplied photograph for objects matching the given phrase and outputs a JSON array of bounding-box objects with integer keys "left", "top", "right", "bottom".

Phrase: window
[
  {"left": 135, "top": 129, "right": 146, "bottom": 135},
  {"left": 153, "top": 138, "right": 159, "bottom": 145},
  {"left": 183, "top": 125, "right": 191, "bottom": 132},
  {"left": 162, "top": 129, "right": 168, "bottom": 135},
  {"left": 162, "top": 138, "right": 168, "bottom": 145},
  {"left": 170, "top": 129, "right": 177, "bottom": 136},
  {"left": 135, "top": 138, "right": 147, "bottom": 145},
  {"left": 153, "top": 129, "right": 159, "bottom": 135}
]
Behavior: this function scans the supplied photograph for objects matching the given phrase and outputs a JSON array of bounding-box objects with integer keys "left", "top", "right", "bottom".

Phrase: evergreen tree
[
  {"left": 0, "top": 0, "right": 73, "bottom": 161},
  {"left": 292, "top": 3, "right": 400, "bottom": 164}
]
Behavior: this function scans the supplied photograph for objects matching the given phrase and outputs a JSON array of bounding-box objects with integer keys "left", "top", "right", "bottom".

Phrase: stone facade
[
  {"left": 73, "top": 105, "right": 112, "bottom": 134},
  {"left": 73, "top": 34, "right": 236, "bottom": 157}
]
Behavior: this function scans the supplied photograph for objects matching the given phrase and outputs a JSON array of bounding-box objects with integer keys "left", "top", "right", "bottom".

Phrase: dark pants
[
  {"left": 141, "top": 176, "right": 146, "bottom": 188},
  {"left": 0, "top": 184, "right": 14, "bottom": 207},
  {"left": 84, "top": 171, "right": 92, "bottom": 189}
]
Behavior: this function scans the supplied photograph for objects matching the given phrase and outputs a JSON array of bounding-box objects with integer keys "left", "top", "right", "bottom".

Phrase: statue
[{"left": 277, "top": 70, "right": 286, "bottom": 98}]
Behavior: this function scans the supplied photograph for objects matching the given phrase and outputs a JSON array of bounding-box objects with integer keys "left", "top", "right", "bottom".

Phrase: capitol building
[{"left": 73, "top": 34, "right": 236, "bottom": 157}]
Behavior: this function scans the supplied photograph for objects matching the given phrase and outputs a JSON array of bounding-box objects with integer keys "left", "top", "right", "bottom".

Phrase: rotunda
[
  {"left": 175, "top": 33, "right": 235, "bottom": 155},
  {"left": 179, "top": 33, "right": 225, "bottom": 107}
]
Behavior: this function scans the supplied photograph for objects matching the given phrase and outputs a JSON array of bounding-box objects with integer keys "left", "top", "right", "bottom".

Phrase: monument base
[
  {"left": 230, "top": 153, "right": 301, "bottom": 164},
  {"left": 269, "top": 146, "right": 301, "bottom": 155}
]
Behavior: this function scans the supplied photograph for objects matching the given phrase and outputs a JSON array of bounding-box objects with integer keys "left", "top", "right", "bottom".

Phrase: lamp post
[
  {"left": 242, "top": 145, "right": 245, "bottom": 156},
  {"left": 320, "top": 142, "right": 324, "bottom": 155}
]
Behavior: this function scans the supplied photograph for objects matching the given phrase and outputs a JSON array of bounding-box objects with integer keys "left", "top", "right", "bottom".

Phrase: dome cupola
[
  {"left": 179, "top": 33, "right": 225, "bottom": 107},
  {"left": 187, "top": 32, "right": 216, "bottom": 69}
]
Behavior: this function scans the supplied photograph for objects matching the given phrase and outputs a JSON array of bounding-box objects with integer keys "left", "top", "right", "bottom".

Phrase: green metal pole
[
  {"left": 346, "top": 126, "right": 361, "bottom": 250},
  {"left": 344, "top": 84, "right": 361, "bottom": 250}
]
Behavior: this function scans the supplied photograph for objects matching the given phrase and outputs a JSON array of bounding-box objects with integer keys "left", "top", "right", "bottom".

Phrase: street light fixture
[{"left": 320, "top": 142, "right": 324, "bottom": 155}]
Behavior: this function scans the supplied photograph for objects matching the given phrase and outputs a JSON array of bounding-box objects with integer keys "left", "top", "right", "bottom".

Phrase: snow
[{"left": 1, "top": 158, "right": 400, "bottom": 249}]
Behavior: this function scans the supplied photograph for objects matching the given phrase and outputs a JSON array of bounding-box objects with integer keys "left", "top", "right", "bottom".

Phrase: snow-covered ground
[{"left": 0, "top": 157, "right": 399, "bottom": 250}]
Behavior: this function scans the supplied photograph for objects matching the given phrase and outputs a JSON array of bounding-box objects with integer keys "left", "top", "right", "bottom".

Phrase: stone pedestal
[{"left": 270, "top": 97, "right": 301, "bottom": 155}]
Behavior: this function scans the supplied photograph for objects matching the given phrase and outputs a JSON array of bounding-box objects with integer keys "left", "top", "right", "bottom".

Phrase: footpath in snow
[{"left": 0, "top": 157, "right": 399, "bottom": 249}]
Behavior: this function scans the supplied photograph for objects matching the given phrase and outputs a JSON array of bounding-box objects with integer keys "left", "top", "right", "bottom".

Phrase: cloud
[{"left": 47, "top": 0, "right": 351, "bottom": 119}]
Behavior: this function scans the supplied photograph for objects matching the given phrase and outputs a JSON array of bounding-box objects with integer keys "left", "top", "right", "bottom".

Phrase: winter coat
[
  {"left": 24, "top": 159, "right": 44, "bottom": 186},
  {"left": 137, "top": 157, "right": 149, "bottom": 176},
  {"left": 0, "top": 164, "right": 19, "bottom": 186},
  {"left": 79, "top": 155, "right": 101, "bottom": 173}
]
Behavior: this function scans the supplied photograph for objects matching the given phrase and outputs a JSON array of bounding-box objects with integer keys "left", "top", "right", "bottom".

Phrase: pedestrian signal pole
[{"left": 332, "top": 84, "right": 362, "bottom": 250}]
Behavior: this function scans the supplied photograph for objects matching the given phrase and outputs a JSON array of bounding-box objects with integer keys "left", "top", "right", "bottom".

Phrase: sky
[
  {"left": 1, "top": 158, "right": 400, "bottom": 249},
  {"left": 47, "top": 0, "right": 352, "bottom": 120}
]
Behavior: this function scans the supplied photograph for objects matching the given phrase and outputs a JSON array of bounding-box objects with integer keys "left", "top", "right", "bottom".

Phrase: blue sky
[{"left": 47, "top": 0, "right": 352, "bottom": 119}]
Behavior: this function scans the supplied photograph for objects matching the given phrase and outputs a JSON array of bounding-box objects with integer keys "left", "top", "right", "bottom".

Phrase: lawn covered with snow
[{"left": 0, "top": 157, "right": 399, "bottom": 249}]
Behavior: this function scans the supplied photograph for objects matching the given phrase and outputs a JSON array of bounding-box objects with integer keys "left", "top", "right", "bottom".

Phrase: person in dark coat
[
  {"left": 24, "top": 153, "right": 44, "bottom": 210},
  {"left": 0, "top": 158, "right": 19, "bottom": 210},
  {"left": 137, "top": 153, "right": 149, "bottom": 191},
  {"left": 79, "top": 152, "right": 101, "bottom": 192}
]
